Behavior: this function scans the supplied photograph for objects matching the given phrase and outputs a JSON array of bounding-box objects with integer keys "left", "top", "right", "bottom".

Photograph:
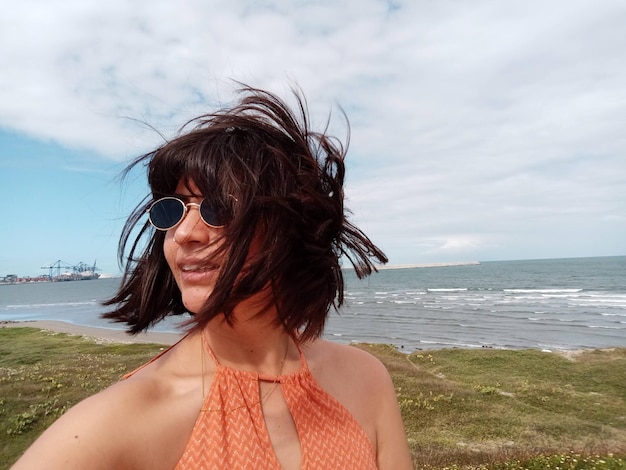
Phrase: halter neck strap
[{"left": 201, "top": 331, "right": 307, "bottom": 380}]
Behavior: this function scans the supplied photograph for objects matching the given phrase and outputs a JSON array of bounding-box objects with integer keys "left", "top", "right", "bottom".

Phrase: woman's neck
[{"left": 203, "top": 311, "right": 294, "bottom": 376}]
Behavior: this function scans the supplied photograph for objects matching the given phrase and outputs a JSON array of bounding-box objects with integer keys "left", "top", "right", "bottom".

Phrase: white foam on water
[{"left": 427, "top": 288, "right": 468, "bottom": 292}]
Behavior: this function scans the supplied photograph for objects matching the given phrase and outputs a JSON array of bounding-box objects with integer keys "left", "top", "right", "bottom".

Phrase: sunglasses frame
[{"left": 147, "top": 196, "right": 225, "bottom": 231}]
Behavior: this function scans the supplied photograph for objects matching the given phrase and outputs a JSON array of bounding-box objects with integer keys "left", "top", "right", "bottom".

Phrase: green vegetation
[
  {"left": 1, "top": 327, "right": 625, "bottom": 469},
  {"left": 0, "top": 327, "right": 164, "bottom": 468},
  {"left": 362, "top": 343, "right": 626, "bottom": 469}
]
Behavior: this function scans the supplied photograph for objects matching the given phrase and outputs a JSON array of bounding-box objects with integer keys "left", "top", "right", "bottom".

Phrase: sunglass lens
[
  {"left": 149, "top": 198, "right": 185, "bottom": 230},
  {"left": 200, "top": 200, "right": 224, "bottom": 227}
]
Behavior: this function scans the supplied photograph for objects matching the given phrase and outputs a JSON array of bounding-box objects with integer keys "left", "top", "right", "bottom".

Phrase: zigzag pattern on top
[{"left": 174, "top": 347, "right": 378, "bottom": 469}]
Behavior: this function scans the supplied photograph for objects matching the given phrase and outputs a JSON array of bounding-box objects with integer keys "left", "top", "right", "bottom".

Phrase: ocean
[{"left": 1, "top": 256, "right": 624, "bottom": 352}]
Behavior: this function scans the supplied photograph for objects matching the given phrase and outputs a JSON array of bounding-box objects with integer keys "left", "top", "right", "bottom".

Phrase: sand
[{"left": 0, "top": 320, "right": 182, "bottom": 345}]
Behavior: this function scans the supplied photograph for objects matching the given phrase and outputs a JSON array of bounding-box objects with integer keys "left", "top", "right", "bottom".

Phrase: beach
[{"left": 0, "top": 320, "right": 181, "bottom": 345}]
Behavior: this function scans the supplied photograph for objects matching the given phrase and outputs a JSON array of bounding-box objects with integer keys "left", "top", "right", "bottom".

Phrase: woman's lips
[
  {"left": 180, "top": 264, "right": 213, "bottom": 272},
  {"left": 177, "top": 262, "right": 219, "bottom": 283}
]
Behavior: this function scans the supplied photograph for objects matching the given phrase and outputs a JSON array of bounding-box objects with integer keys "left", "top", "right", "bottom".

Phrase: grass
[
  {"left": 1, "top": 327, "right": 625, "bottom": 469},
  {"left": 361, "top": 343, "right": 626, "bottom": 469},
  {"left": 0, "top": 327, "right": 164, "bottom": 468}
]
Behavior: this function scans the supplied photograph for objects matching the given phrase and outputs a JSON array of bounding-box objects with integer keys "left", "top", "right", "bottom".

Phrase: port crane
[{"left": 41, "top": 260, "right": 100, "bottom": 280}]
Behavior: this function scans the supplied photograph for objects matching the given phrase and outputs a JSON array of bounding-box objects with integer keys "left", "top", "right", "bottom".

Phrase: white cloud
[{"left": 1, "top": 0, "right": 624, "bottom": 264}]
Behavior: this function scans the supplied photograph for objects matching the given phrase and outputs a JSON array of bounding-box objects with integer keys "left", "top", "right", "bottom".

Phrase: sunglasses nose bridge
[
  {"left": 184, "top": 202, "right": 201, "bottom": 212},
  {"left": 171, "top": 201, "right": 207, "bottom": 243},
  {"left": 177, "top": 201, "right": 202, "bottom": 227}
]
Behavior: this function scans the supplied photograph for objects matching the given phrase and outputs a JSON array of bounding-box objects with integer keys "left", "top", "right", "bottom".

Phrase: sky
[{"left": 1, "top": 0, "right": 624, "bottom": 277}]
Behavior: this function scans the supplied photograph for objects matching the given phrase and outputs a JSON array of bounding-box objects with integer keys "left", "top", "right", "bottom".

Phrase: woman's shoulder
[
  {"left": 11, "top": 376, "right": 160, "bottom": 469},
  {"left": 304, "top": 338, "right": 391, "bottom": 385},
  {"left": 302, "top": 339, "right": 395, "bottom": 420},
  {"left": 12, "top": 335, "right": 203, "bottom": 470}
]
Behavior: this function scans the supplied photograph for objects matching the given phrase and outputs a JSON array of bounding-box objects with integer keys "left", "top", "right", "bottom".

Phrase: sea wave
[
  {"left": 4, "top": 301, "right": 97, "bottom": 309},
  {"left": 503, "top": 288, "right": 583, "bottom": 293},
  {"left": 427, "top": 288, "right": 468, "bottom": 292}
]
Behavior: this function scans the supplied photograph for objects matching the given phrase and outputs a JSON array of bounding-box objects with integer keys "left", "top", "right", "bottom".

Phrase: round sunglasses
[{"left": 147, "top": 197, "right": 226, "bottom": 230}]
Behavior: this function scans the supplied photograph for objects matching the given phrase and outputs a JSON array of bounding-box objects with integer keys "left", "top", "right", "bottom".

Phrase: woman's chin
[{"left": 181, "top": 293, "right": 212, "bottom": 315}]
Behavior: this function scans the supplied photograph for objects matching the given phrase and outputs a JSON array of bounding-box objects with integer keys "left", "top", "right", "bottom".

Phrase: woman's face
[{"left": 163, "top": 179, "right": 225, "bottom": 314}]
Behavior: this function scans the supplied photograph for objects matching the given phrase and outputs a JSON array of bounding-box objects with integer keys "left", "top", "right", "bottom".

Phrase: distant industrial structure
[
  {"left": 0, "top": 259, "right": 103, "bottom": 284},
  {"left": 40, "top": 260, "right": 101, "bottom": 281}
]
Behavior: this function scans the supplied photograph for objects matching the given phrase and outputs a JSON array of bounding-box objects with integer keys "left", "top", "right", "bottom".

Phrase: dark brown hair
[{"left": 103, "top": 86, "right": 387, "bottom": 342}]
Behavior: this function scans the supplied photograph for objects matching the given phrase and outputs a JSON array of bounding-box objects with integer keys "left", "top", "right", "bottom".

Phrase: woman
[{"left": 12, "top": 87, "right": 413, "bottom": 469}]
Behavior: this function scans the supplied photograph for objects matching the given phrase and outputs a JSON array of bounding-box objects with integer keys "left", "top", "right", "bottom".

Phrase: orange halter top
[{"left": 126, "top": 337, "right": 378, "bottom": 469}]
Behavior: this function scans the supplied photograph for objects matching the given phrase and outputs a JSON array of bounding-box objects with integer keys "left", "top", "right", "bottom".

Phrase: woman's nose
[{"left": 172, "top": 204, "right": 210, "bottom": 245}]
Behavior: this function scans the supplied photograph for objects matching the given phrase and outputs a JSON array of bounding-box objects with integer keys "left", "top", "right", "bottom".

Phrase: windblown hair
[{"left": 103, "top": 86, "right": 387, "bottom": 342}]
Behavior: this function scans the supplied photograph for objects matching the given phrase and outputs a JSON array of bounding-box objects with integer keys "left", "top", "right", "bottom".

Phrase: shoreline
[
  {"left": 0, "top": 320, "right": 182, "bottom": 345},
  {"left": 375, "top": 261, "right": 480, "bottom": 270},
  {"left": 0, "top": 321, "right": 607, "bottom": 361}
]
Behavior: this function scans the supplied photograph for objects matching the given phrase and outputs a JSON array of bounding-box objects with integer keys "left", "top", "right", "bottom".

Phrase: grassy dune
[
  {"left": 364, "top": 343, "right": 626, "bottom": 469},
  {"left": 1, "top": 327, "right": 625, "bottom": 469}
]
